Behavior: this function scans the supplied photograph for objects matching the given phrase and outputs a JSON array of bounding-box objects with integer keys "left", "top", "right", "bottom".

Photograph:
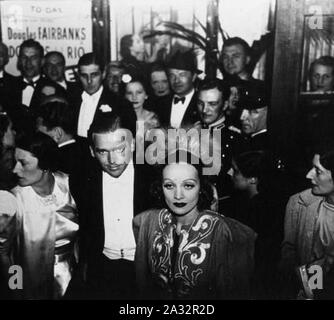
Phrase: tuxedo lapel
[
  {"left": 133, "top": 163, "right": 154, "bottom": 216},
  {"left": 180, "top": 92, "right": 199, "bottom": 126},
  {"left": 86, "top": 167, "right": 105, "bottom": 252},
  {"left": 92, "top": 87, "right": 109, "bottom": 122},
  {"left": 156, "top": 95, "right": 173, "bottom": 127}
]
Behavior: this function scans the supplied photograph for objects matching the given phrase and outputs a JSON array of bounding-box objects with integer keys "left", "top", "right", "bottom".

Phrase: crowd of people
[{"left": 0, "top": 31, "right": 334, "bottom": 300}]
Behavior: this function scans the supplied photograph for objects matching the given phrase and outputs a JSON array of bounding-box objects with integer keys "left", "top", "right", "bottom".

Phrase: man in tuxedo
[
  {"left": 74, "top": 53, "right": 136, "bottom": 138},
  {"left": 72, "top": 113, "right": 153, "bottom": 299},
  {"left": 157, "top": 50, "right": 201, "bottom": 128},
  {"left": 11, "top": 39, "right": 54, "bottom": 132},
  {"left": 43, "top": 51, "right": 80, "bottom": 101}
]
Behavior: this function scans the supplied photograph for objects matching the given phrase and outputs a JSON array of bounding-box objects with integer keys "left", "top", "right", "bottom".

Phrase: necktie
[{"left": 173, "top": 96, "right": 185, "bottom": 104}]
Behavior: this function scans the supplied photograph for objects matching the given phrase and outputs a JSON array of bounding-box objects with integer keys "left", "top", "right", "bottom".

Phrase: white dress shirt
[
  {"left": 57, "top": 80, "right": 67, "bottom": 90},
  {"left": 170, "top": 89, "right": 195, "bottom": 128},
  {"left": 77, "top": 86, "right": 103, "bottom": 137},
  {"left": 102, "top": 162, "right": 136, "bottom": 261},
  {"left": 22, "top": 75, "right": 40, "bottom": 107}
]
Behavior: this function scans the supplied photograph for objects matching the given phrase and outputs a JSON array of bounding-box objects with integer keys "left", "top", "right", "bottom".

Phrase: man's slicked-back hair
[
  {"left": 36, "top": 101, "right": 75, "bottom": 135},
  {"left": 198, "top": 78, "right": 224, "bottom": 95},
  {"left": 198, "top": 77, "right": 230, "bottom": 103},
  {"left": 222, "top": 37, "right": 251, "bottom": 57},
  {"left": 87, "top": 112, "right": 133, "bottom": 147},
  {"left": 19, "top": 39, "right": 44, "bottom": 57},
  {"left": 78, "top": 52, "right": 104, "bottom": 72}
]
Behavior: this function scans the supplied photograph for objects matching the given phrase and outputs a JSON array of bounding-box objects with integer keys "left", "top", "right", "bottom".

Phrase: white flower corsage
[{"left": 100, "top": 104, "right": 112, "bottom": 112}]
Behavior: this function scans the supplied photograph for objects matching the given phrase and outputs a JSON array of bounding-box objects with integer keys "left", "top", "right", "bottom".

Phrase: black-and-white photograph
[{"left": 0, "top": 0, "right": 333, "bottom": 305}]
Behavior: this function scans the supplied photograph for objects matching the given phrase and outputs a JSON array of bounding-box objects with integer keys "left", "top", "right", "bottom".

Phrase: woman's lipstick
[{"left": 173, "top": 202, "right": 186, "bottom": 208}]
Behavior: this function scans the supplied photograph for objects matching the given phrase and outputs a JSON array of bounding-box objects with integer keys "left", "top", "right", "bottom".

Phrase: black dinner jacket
[
  {"left": 0, "top": 71, "right": 18, "bottom": 112},
  {"left": 235, "top": 130, "right": 269, "bottom": 155},
  {"left": 8, "top": 75, "right": 55, "bottom": 132},
  {"left": 11, "top": 75, "right": 55, "bottom": 109},
  {"left": 156, "top": 91, "right": 200, "bottom": 128},
  {"left": 72, "top": 86, "right": 137, "bottom": 134},
  {"left": 71, "top": 159, "right": 155, "bottom": 268}
]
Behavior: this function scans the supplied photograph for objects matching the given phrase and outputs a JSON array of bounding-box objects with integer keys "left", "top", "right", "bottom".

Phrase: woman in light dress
[{"left": 10, "top": 132, "right": 78, "bottom": 299}]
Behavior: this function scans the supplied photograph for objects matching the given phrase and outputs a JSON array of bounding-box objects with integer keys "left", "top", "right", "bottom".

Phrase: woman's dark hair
[
  {"left": 319, "top": 151, "right": 334, "bottom": 177},
  {"left": 234, "top": 151, "right": 265, "bottom": 178},
  {"left": 0, "top": 113, "right": 10, "bottom": 155},
  {"left": 15, "top": 131, "right": 59, "bottom": 172},
  {"left": 125, "top": 75, "right": 149, "bottom": 95},
  {"left": 150, "top": 149, "right": 214, "bottom": 212},
  {"left": 120, "top": 34, "right": 133, "bottom": 60},
  {"left": 233, "top": 150, "right": 276, "bottom": 193}
]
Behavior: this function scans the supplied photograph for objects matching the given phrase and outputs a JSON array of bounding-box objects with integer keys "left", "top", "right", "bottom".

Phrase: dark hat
[
  {"left": 237, "top": 81, "right": 269, "bottom": 110},
  {"left": 167, "top": 50, "right": 202, "bottom": 74}
]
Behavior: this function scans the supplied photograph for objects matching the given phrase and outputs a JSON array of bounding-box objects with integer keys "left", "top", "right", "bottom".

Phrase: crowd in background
[{"left": 0, "top": 31, "right": 334, "bottom": 300}]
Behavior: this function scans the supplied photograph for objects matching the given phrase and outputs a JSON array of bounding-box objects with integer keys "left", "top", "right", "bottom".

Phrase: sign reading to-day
[{"left": 0, "top": 0, "right": 92, "bottom": 77}]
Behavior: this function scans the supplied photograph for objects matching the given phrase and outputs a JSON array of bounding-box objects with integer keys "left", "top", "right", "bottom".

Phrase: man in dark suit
[
  {"left": 10, "top": 39, "right": 54, "bottom": 132},
  {"left": 71, "top": 113, "right": 153, "bottom": 299},
  {"left": 157, "top": 50, "right": 201, "bottom": 128},
  {"left": 74, "top": 53, "right": 136, "bottom": 138}
]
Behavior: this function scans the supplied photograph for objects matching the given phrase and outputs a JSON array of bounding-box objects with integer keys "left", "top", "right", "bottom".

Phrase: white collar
[
  {"left": 57, "top": 80, "right": 67, "bottom": 89},
  {"left": 0, "top": 70, "right": 4, "bottom": 78},
  {"left": 58, "top": 139, "right": 76, "bottom": 148},
  {"left": 251, "top": 129, "right": 267, "bottom": 138},
  {"left": 103, "top": 160, "right": 134, "bottom": 182},
  {"left": 173, "top": 88, "right": 195, "bottom": 104},
  {"left": 23, "top": 75, "right": 40, "bottom": 84},
  {"left": 82, "top": 86, "right": 103, "bottom": 100}
]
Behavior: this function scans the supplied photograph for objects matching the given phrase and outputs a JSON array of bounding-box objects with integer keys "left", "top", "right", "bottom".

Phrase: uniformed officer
[
  {"left": 236, "top": 81, "right": 269, "bottom": 154},
  {"left": 197, "top": 78, "right": 242, "bottom": 199}
]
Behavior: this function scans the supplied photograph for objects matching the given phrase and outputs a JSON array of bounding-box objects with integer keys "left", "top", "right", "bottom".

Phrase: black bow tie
[
  {"left": 173, "top": 96, "right": 186, "bottom": 104},
  {"left": 22, "top": 81, "right": 36, "bottom": 89}
]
